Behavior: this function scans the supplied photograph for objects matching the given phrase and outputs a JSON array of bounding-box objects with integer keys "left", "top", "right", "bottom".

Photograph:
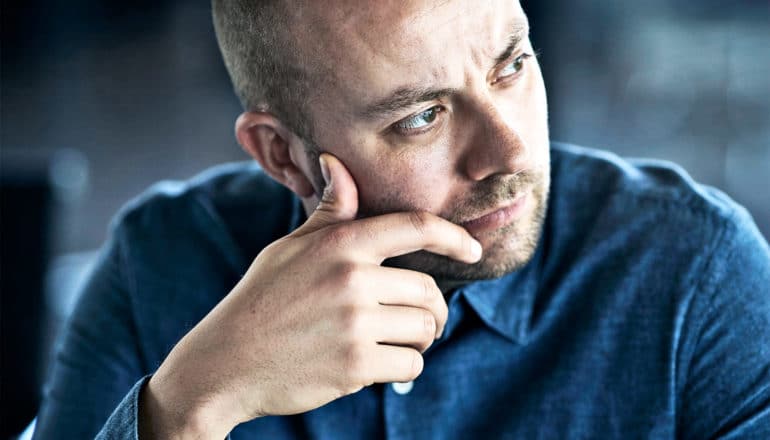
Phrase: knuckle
[
  {"left": 409, "top": 351, "right": 425, "bottom": 379},
  {"left": 320, "top": 183, "right": 337, "bottom": 206},
  {"left": 438, "top": 299, "right": 449, "bottom": 327},
  {"left": 420, "top": 274, "right": 438, "bottom": 306},
  {"left": 422, "top": 310, "right": 436, "bottom": 339},
  {"left": 341, "top": 340, "right": 368, "bottom": 383},
  {"left": 331, "top": 261, "right": 362, "bottom": 290},
  {"left": 339, "top": 303, "right": 366, "bottom": 335},
  {"left": 418, "top": 274, "right": 446, "bottom": 334}
]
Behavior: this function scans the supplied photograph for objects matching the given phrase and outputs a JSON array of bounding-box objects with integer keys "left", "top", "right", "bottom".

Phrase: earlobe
[{"left": 235, "top": 112, "right": 316, "bottom": 198}]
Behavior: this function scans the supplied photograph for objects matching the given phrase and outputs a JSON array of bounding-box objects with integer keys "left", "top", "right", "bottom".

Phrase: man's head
[{"left": 213, "top": 0, "right": 550, "bottom": 282}]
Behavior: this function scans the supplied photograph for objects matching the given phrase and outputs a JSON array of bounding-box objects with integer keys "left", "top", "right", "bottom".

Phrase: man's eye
[
  {"left": 497, "top": 53, "right": 532, "bottom": 81},
  {"left": 393, "top": 106, "right": 443, "bottom": 134}
]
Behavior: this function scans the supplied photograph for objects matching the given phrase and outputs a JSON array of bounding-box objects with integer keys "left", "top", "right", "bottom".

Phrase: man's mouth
[{"left": 459, "top": 191, "right": 530, "bottom": 235}]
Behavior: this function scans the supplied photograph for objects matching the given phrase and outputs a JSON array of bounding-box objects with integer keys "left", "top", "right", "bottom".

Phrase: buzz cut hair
[{"left": 212, "top": 0, "right": 316, "bottom": 144}]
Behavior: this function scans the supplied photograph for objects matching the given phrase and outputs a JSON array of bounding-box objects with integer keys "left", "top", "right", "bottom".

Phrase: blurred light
[
  {"left": 45, "top": 251, "right": 98, "bottom": 322},
  {"left": 48, "top": 148, "right": 90, "bottom": 203}
]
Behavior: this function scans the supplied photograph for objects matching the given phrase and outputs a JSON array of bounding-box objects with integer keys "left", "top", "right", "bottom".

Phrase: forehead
[{"left": 289, "top": 0, "right": 527, "bottom": 114}]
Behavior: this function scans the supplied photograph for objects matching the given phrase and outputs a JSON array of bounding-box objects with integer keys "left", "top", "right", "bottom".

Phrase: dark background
[{"left": 1, "top": 0, "right": 769, "bottom": 437}]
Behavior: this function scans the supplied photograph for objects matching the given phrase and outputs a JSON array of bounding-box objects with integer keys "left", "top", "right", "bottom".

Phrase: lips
[{"left": 459, "top": 191, "right": 530, "bottom": 234}]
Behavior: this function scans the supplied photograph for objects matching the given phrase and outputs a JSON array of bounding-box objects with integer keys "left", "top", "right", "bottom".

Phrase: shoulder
[
  {"left": 548, "top": 142, "right": 753, "bottom": 247},
  {"left": 110, "top": 161, "right": 297, "bottom": 275},
  {"left": 100, "top": 162, "right": 299, "bottom": 363},
  {"left": 551, "top": 142, "right": 740, "bottom": 217},
  {"left": 545, "top": 142, "right": 767, "bottom": 299},
  {"left": 113, "top": 161, "right": 289, "bottom": 230},
  {"left": 549, "top": 144, "right": 770, "bottom": 437}
]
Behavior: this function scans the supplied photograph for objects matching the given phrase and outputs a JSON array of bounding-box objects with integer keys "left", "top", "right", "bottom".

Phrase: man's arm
[
  {"left": 677, "top": 208, "right": 770, "bottom": 439},
  {"left": 36, "top": 154, "right": 482, "bottom": 439},
  {"left": 34, "top": 223, "right": 146, "bottom": 439},
  {"left": 134, "top": 154, "right": 482, "bottom": 438}
]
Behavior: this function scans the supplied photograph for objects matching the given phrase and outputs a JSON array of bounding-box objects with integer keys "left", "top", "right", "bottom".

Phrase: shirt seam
[{"left": 674, "top": 207, "right": 741, "bottom": 436}]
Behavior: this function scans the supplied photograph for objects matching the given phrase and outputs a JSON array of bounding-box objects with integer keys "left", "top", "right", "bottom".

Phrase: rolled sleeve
[{"left": 95, "top": 375, "right": 151, "bottom": 440}]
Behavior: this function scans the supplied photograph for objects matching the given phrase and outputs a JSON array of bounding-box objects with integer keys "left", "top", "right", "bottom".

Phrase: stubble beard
[{"left": 380, "top": 169, "right": 550, "bottom": 282}]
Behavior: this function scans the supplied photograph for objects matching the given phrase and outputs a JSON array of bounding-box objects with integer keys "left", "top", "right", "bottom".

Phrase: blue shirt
[{"left": 34, "top": 143, "right": 770, "bottom": 439}]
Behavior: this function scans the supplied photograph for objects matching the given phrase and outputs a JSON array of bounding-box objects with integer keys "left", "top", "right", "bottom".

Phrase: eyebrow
[
  {"left": 358, "top": 21, "right": 529, "bottom": 122},
  {"left": 494, "top": 22, "right": 529, "bottom": 66},
  {"left": 359, "top": 87, "right": 459, "bottom": 120}
]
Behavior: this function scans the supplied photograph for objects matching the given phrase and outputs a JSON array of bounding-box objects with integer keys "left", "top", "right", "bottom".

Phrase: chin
[{"left": 384, "top": 182, "right": 549, "bottom": 281}]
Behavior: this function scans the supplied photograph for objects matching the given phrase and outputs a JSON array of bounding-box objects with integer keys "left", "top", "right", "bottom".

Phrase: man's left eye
[{"left": 497, "top": 53, "right": 532, "bottom": 80}]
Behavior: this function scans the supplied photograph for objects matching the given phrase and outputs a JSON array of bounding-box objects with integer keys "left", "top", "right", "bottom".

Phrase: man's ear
[{"left": 235, "top": 111, "right": 316, "bottom": 198}]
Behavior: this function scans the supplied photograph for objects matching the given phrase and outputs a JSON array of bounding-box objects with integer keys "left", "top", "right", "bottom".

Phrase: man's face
[{"left": 291, "top": 0, "right": 550, "bottom": 281}]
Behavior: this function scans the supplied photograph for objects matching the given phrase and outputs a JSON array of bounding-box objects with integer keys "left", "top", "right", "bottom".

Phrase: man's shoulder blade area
[
  {"left": 107, "top": 161, "right": 296, "bottom": 280},
  {"left": 113, "top": 162, "right": 291, "bottom": 238},
  {"left": 546, "top": 142, "right": 768, "bottom": 298},
  {"left": 549, "top": 142, "right": 760, "bottom": 246}
]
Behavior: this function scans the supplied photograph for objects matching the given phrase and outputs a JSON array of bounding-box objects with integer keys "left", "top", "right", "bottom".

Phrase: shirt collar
[{"left": 458, "top": 228, "right": 546, "bottom": 345}]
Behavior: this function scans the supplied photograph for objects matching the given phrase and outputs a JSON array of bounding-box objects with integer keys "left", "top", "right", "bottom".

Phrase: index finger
[{"left": 348, "top": 211, "right": 482, "bottom": 264}]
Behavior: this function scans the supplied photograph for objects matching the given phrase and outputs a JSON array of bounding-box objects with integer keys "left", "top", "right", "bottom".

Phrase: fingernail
[
  {"left": 470, "top": 239, "right": 483, "bottom": 260},
  {"left": 319, "top": 154, "right": 331, "bottom": 186}
]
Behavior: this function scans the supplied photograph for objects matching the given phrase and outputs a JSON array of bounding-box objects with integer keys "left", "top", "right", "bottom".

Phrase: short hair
[{"left": 212, "top": 0, "right": 315, "bottom": 143}]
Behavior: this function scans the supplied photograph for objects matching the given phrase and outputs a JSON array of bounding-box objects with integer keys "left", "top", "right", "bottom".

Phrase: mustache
[{"left": 447, "top": 170, "right": 541, "bottom": 224}]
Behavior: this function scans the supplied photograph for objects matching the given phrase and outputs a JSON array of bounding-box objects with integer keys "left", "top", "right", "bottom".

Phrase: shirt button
[{"left": 391, "top": 381, "right": 414, "bottom": 395}]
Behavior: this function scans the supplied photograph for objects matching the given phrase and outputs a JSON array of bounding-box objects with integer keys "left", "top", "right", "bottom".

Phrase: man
[{"left": 34, "top": 0, "right": 770, "bottom": 438}]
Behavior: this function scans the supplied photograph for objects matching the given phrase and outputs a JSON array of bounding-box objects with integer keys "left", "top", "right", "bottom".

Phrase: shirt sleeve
[
  {"left": 677, "top": 208, "right": 770, "bottom": 439},
  {"left": 34, "top": 222, "right": 148, "bottom": 439},
  {"left": 95, "top": 375, "right": 151, "bottom": 440}
]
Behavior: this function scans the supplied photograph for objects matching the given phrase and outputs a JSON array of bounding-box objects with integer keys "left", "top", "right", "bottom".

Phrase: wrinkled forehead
[{"left": 286, "top": 0, "right": 528, "bottom": 114}]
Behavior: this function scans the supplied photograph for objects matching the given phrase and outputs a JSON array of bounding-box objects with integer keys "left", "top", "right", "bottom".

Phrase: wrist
[{"left": 139, "top": 373, "right": 236, "bottom": 439}]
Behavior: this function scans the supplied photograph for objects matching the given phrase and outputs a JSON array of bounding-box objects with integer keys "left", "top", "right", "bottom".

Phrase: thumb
[{"left": 293, "top": 153, "right": 359, "bottom": 236}]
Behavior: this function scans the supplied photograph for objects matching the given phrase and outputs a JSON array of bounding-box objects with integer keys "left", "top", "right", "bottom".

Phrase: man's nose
[{"left": 460, "top": 101, "right": 529, "bottom": 182}]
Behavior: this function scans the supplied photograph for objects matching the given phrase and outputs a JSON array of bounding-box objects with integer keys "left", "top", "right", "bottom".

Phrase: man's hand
[{"left": 138, "top": 154, "right": 482, "bottom": 439}]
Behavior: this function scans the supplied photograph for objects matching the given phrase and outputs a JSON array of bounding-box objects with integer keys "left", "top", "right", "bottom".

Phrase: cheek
[
  {"left": 508, "top": 64, "right": 550, "bottom": 162},
  {"left": 351, "top": 147, "right": 456, "bottom": 216},
  {"left": 526, "top": 64, "right": 549, "bottom": 134}
]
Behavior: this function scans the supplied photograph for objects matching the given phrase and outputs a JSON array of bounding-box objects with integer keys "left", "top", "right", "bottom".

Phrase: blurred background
[{"left": 1, "top": 0, "right": 768, "bottom": 437}]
